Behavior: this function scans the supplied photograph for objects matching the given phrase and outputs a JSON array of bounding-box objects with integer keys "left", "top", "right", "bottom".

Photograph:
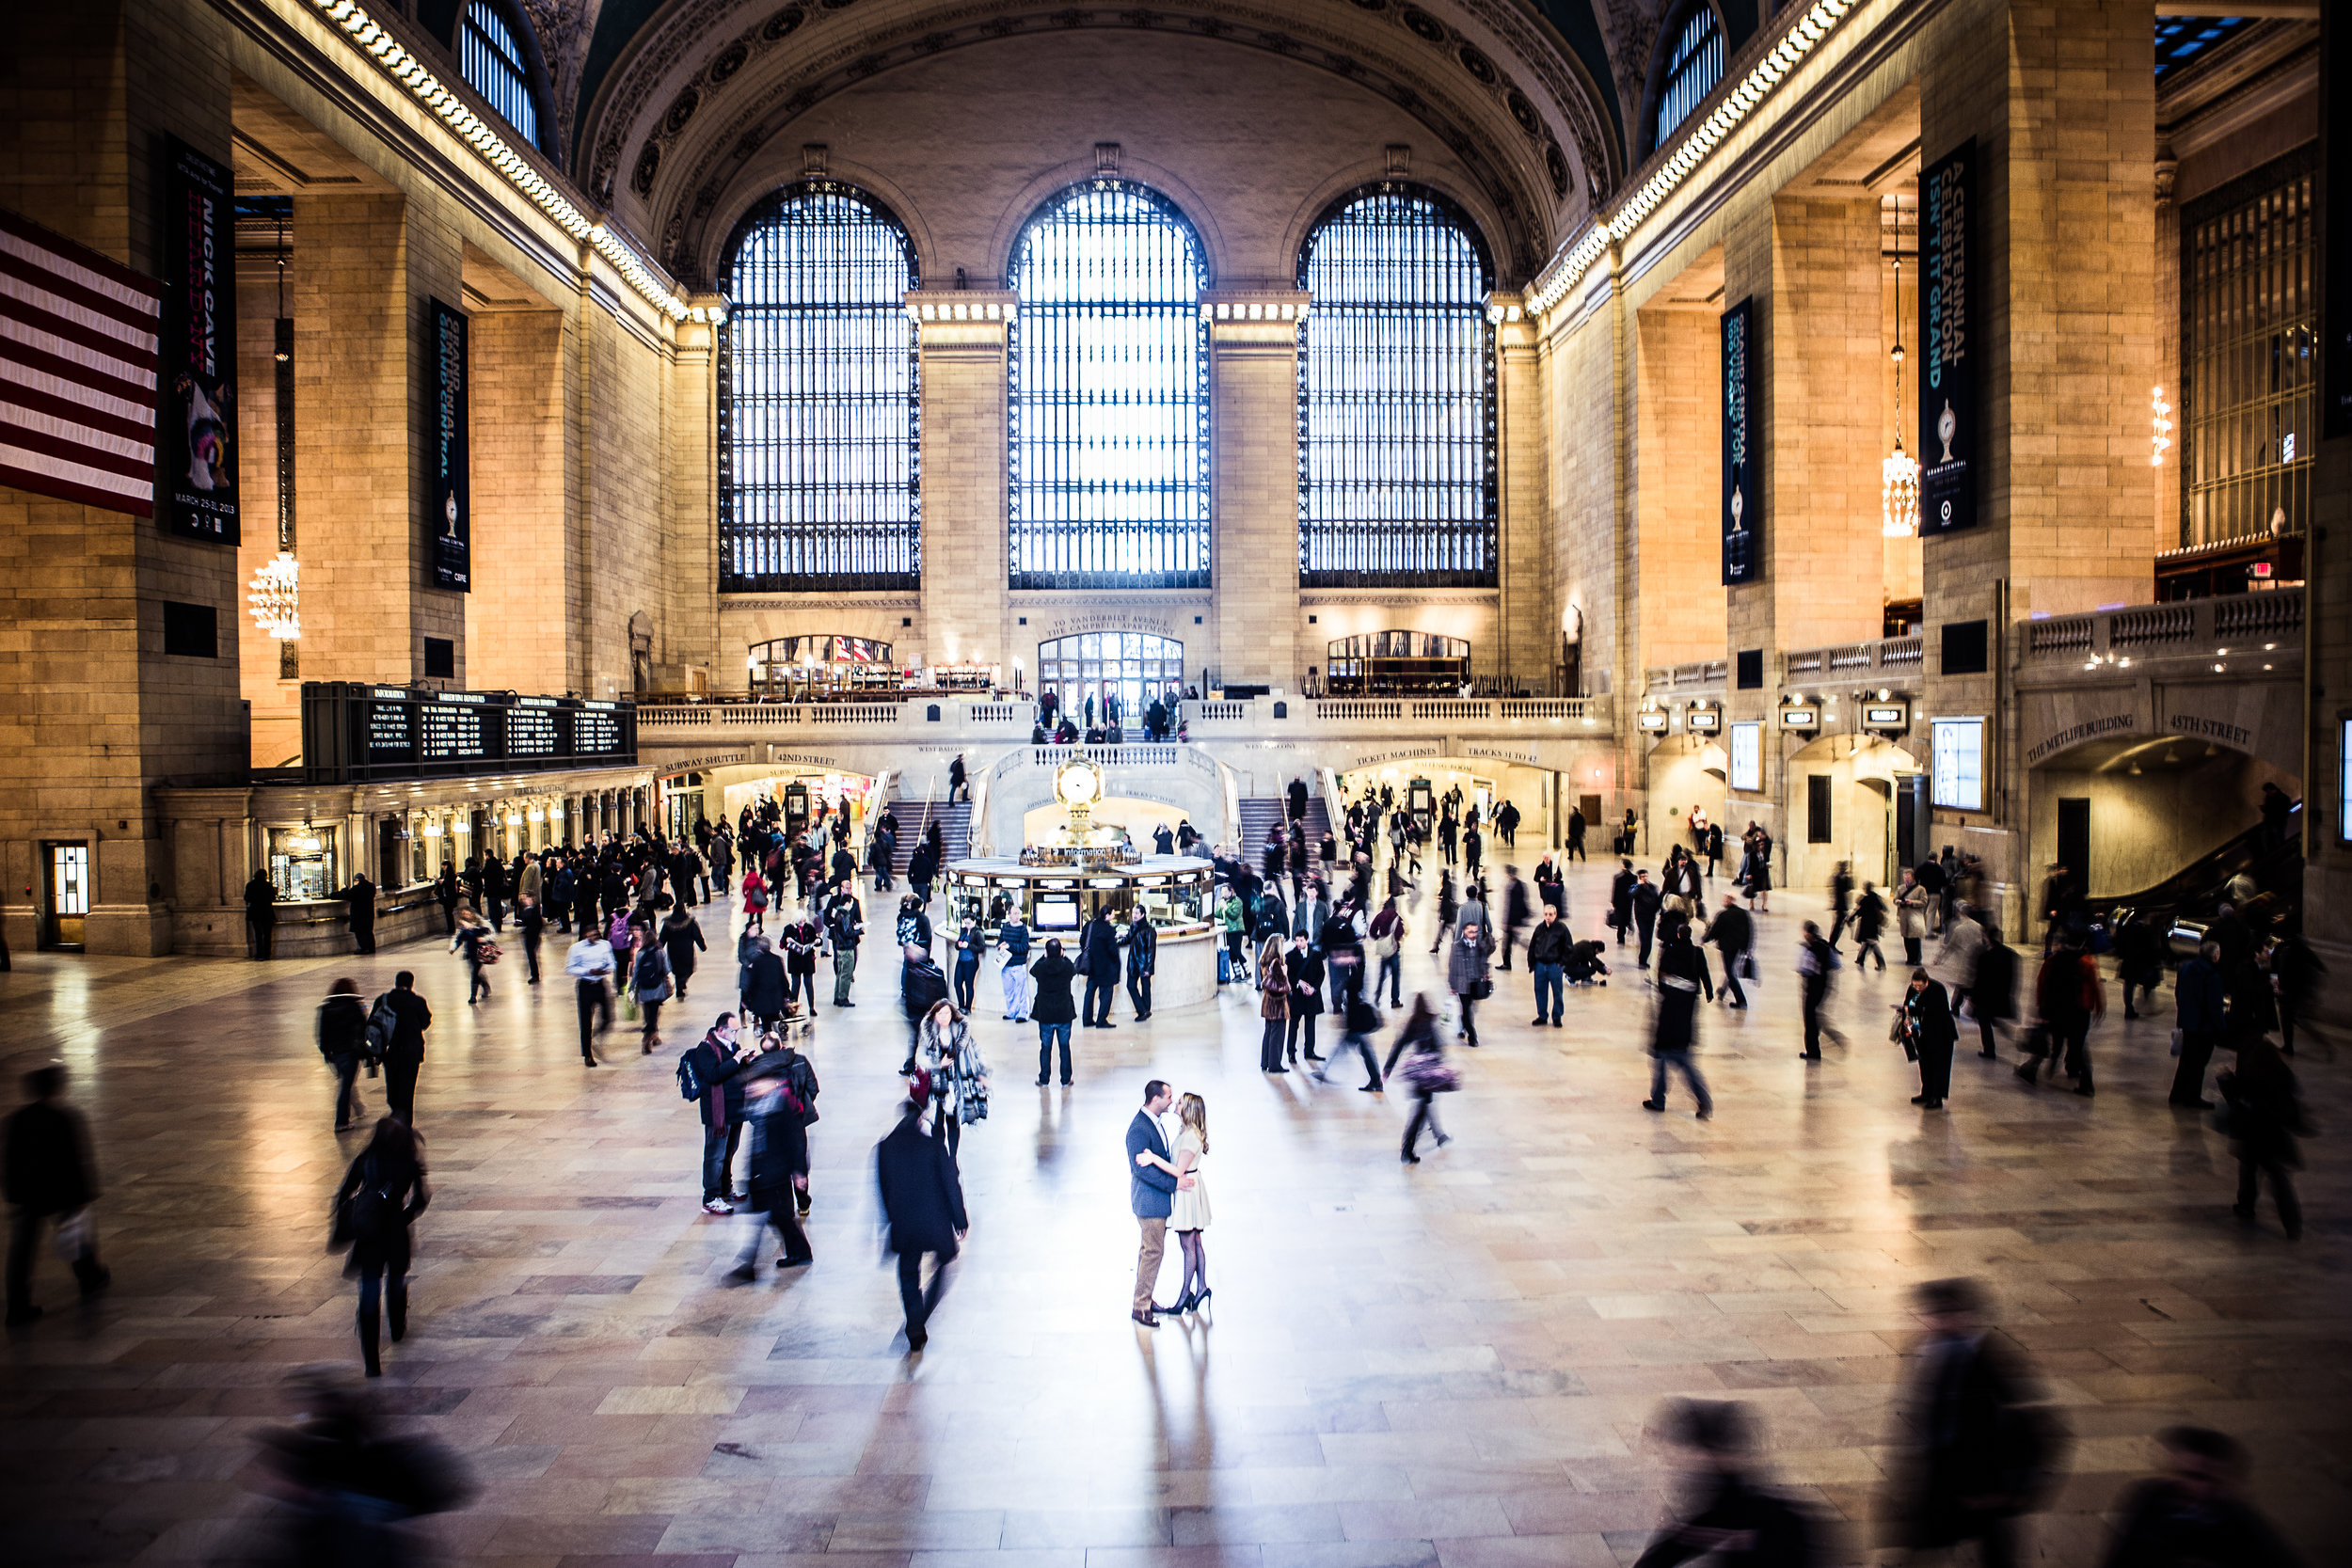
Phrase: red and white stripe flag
[{"left": 0, "top": 207, "right": 160, "bottom": 515}]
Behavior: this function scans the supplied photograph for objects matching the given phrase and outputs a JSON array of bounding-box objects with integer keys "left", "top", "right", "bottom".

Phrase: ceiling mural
[{"left": 556, "top": 0, "right": 1758, "bottom": 289}]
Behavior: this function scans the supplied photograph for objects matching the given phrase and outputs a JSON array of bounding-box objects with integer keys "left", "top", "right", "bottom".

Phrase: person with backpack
[
  {"left": 822, "top": 881, "right": 864, "bottom": 1006},
  {"left": 451, "top": 905, "right": 496, "bottom": 1005},
  {"left": 565, "top": 925, "right": 615, "bottom": 1068},
  {"left": 331, "top": 1117, "right": 429, "bottom": 1377},
  {"left": 318, "top": 978, "right": 371, "bottom": 1132},
  {"left": 740, "top": 865, "right": 770, "bottom": 934},
  {"left": 898, "top": 945, "right": 949, "bottom": 1073},
  {"left": 631, "top": 939, "right": 674, "bottom": 1052},
  {"left": 1631, "top": 1400, "right": 1820, "bottom": 1568},
  {"left": 724, "top": 1065, "right": 813, "bottom": 1280},
  {"left": 683, "top": 1015, "right": 755, "bottom": 1214},
  {"left": 378, "top": 972, "right": 432, "bottom": 1123},
  {"left": 1369, "top": 895, "right": 1405, "bottom": 1007}
]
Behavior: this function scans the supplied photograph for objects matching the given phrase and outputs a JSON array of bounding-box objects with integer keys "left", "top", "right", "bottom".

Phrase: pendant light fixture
[{"left": 1882, "top": 246, "right": 1920, "bottom": 539}]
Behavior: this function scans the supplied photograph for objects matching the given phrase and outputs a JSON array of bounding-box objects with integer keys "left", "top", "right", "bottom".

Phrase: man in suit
[
  {"left": 1897, "top": 1277, "right": 2053, "bottom": 1568},
  {"left": 1126, "top": 1081, "right": 1193, "bottom": 1327},
  {"left": 1122, "top": 908, "right": 1157, "bottom": 1022},
  {"left": 876, "top": 1100, "right": 967, "bottom": 1351},
  {"left": 1080, "top": 910, "right": 1122, "bottom": 1028}
]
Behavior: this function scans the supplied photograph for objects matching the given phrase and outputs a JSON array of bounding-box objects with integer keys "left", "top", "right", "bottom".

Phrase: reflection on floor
[{"left": 0, "top": 860, "right": 2345, "bottom": 1563}]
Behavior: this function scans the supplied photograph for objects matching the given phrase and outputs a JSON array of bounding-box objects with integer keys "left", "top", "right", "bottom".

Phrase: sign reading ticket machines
[
  {"left": 428, "top": 298, "right": 470, "bottom": 591},
  {"left": 1919, "top": 138, "right": 1976, "bottom": 537},
  {"left": 1721, "top": 297, "right": 1758, "bottom": 584}
]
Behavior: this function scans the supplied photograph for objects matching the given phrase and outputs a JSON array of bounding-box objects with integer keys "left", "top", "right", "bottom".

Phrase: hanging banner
[
  {"left": 1919, "top": 138, "right": 1976, "bottom": 537},
  {"left": 158, "top": 136, "right": 238, "bottom": 543},
  {"left": 1721, "top": 297, "right": 1758, "bottom": 584},
  {"left": 428, "top": 298, "right": 469, "bottom": 590}
]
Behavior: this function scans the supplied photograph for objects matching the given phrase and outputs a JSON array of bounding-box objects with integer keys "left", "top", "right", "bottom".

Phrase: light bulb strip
[
  {"left": 310, "top": 0, "right": 691, "bottom": 322},
  {"left": 1530, "top": 0, "right": 1861, "bottom": 325}
]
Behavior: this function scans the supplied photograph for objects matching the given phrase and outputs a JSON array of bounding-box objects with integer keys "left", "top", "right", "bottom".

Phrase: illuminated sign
[
  {"left": 1638, "top": 709, "right": 1670, "bottom": 732},
  {"left": 1864, "top": 704, "right": 1910, "bottom": 729},
  {"left": 1687, "top": 706, "right": 1722, "bottom": 734},
  {"left": 1781, "top": 707, "right": 1819, "bottom": 730}
]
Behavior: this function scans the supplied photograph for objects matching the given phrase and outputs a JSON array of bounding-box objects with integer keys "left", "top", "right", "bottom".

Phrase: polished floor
[{"left": 1, "top": 860, "right": 2345, "bottom": 1565}]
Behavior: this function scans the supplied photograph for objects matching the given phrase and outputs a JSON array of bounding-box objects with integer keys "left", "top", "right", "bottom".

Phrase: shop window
[{"left": 267, "top": 825, "right": 337, "bottom": 903}]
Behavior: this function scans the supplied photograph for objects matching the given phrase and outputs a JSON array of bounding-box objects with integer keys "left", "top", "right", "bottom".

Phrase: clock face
[{"left": 1060, "top": 763, "right": 1099, "bottom": 805}]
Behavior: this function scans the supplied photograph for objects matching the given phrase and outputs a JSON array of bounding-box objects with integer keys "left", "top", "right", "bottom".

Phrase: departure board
[{"left": 301, "top": 685, "right": 636, "bottom": 783}]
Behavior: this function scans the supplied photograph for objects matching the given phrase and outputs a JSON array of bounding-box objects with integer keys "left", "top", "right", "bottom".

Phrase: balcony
[
  {"left": 2022, "top": 587, "right": 2303, "bottom": 671},
  {"left": 1782, "top": 634, "right": 1923, "bottom": 685}
]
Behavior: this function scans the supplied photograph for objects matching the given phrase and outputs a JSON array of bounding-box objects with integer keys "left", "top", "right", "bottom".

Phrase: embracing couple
[{"left": 1125, "top": 1079, "right": 1212, "bottom": 1327}]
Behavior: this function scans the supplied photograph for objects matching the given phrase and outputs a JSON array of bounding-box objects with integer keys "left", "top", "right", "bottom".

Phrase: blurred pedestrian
[
  {"left": 378, "top": 972, "right": 431, "bottom": 1122},
  {"left": 877, "top": 1099, "right": 966, "bottom": 1349},
  {"left": 1645, "top": 918, "right": 1714, "bottom": 1119},
  {"left": 1394, "top": 999, "right": 1455, "bottom": 1163},
  {"left": 2099, "top": 1425, "right": 2300, "bottom": 1568},
  {"left": 5, "top": 1064, "right": 110, "bottom": 1325},
  {"left": 318, "top": 978, "right": 371, "bottom": 1132},
  {"left": 1894, "top": 1278, "right": 2063, "bottom": 1568},
  {"left": 1632, "top": 1399, "right": 1820, "bottom": 1567},
  {"left": 2217, "top": 1035, "right": 2307, "bottom": 1240},
  {"left": 331, "top": 1117, "right": 429, "bottom": 1377},
  {"left": 725, "top": 1066, "right": 813, "bottom": 1280},
  {"left": 250, "top": 1374, "right": 472, "bottom": 1563}
]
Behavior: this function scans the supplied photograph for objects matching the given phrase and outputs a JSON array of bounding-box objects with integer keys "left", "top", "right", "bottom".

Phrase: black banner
[
  {"left": 428, "top": 298, "right": 469, "bottom": 590},
  {"left": 1919, "top": 138, "right": 1976, "bottom": 537},
  {"left": 158, "top": 136, "right": 238, "bottom": 544},
  {"left": 2324, "top": 14, "right": 2351, "bottom": 439},
  {"left": 1722, "top": 296, "right": 1758, "bottom": 585}
]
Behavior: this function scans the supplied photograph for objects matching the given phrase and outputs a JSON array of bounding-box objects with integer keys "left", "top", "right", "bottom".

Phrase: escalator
[{"left": 2084, "top": 804, "right": 2303, "bottom": 930}]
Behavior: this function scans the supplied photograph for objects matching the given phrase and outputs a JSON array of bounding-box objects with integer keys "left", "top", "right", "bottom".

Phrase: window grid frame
[
  {"left": 459, "top": 0, "right": 539, "bottom": 148},
  {"left": 2181, "top": 149, "right": 2315, "bottom": 550},
  {"left": 1295, "top": 182, "right": 1498, "bottom": 589},
  {"left": 718, "top": 182, "right": 923, "bottom": 594},
  {"left": 1007, "top": 179, "right": 1212, "bottom": 592},
  {"left": 1654, "top": 6, "right": 1724, "bottom": 150}
]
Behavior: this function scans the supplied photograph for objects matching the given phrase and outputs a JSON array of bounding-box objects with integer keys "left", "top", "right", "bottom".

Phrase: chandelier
[
  {"left": 247, "top": 550, "right": 301, "bottom": 640},
  {"left": 1882, "top": 252, "right": 1920, "bottom": 538}
]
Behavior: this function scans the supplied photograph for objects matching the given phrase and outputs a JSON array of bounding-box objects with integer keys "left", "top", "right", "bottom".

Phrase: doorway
[
  {"left": 42, "top": 841, "right": 89, "bottom": 949},
  {"left": 1895, "top": 774, "right": 1928, "bottom": 874},
  {"left": 2057, "top": 798, "right": 2090, "bottom": 889}
]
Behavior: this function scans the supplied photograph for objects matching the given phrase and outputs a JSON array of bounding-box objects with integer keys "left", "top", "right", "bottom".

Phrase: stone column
[
  {"left": 1720, "top": 195, "right": 1887, "bottom": 847},
  {"left": 466, "top": 304, "right": 567, "bottom": 692},
  {"left": 293, "top": 193, "right": 466, "bottom": 686},
  {"left": 664, "top": 297, "right": 723, "bottom": 685},
  {"left": 1918, "top": 0, "right": 2159, "bottom": 926},
  {"left": 1205, "top": 292, "right": 1307, "bottom": 690},
  {"left": 912, "top": 293, "right": 1014, "bottom": 674},
  {"left": 1631, "top": 287, "right": 1728, "bottom": 673},
  {"left": 1490, "top": 295, "right": 1550, "bottom": 688}
]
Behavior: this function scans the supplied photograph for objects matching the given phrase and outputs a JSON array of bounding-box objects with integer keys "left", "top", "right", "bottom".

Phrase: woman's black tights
[
  {"left": 1176, "top": 1228, "right": 1207, "bottom": 1303},
  {"left": 357, "top": 1264, "right": 406, "bottom": 1376}
]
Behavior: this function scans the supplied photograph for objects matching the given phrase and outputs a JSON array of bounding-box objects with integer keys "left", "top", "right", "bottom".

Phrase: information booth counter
[{"left": 943, "top": 855, "right": 1220, "bottom": 1007}]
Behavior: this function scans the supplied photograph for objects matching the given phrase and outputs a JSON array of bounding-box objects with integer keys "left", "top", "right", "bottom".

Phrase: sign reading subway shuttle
[
  {"left": 1720, "top": 297, "right": 1758, "bottom": 584},
  {"left": 159, "top": 136, "right": 238, "bottom": 544},
  {"left": 429, "top": 298, "right": 469, "bottom": 590},
  {"left": 1919, "top": 137, "right": 1975, "bottom": 537}
]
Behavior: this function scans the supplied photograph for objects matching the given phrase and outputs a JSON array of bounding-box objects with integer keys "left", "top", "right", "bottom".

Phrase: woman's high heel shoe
[
  {"left": 1171, "top": 1289, "right": 1197, "bottom": 1314},
  {"left": 1190, "top": 1287, "right": 1211, "bottom": 1310}
]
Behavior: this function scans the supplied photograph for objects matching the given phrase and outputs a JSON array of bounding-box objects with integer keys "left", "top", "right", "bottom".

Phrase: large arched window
[
  {"left": 719, "top": 184, "right": 920, "bottom": 592},
  {"left": 1036, "top": 633, "right": 1184, "bottom": 724},
  {"left": 1296, "top": 185, "right": 1496, "bottom": 587},
  {"left": 459, "top": 0, "right": 540, "bottom": 147},
  {"left": 1008, "top": 182, "right": 1209, "bottom": 590},
  {"left": 1650, "top": 5, "right": 1724, "bottom": 151}
]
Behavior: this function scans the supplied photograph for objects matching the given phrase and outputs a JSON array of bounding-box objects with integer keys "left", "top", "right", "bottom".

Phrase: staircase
[
  {"left": 1237, "top": 797, "right": 1331, "bottom": 866},
  {"left": 881, "top": 800, "right": 971, "bottom": 877}
]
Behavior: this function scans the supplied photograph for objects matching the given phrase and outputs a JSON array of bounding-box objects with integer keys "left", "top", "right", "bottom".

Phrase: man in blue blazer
[{"left": 1126, "top": 1079, "right": 1190, "bottom": 1326}]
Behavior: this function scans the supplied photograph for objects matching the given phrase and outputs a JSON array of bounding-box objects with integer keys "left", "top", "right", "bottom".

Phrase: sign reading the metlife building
[
  {"left": 1721, "top": 296, "right": 1758, "bottom": 584},
  {"left": 1919, "top": 139, "right": 1976, "bottom": 537}
]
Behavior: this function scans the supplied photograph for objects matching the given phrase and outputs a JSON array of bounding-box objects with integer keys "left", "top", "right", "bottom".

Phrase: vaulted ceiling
[{"left": 465, "top": 0, "right": 1769, "bottom": 287}]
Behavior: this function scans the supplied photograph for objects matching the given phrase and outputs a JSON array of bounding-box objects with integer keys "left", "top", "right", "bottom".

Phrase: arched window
[
  {"left": 719, "top": 184, "right": 921, "bottom": 591},
  {"left": 1008, "top": 182, "right": 1209, "bottom": 590},
  {"left": 1296, "top": 185, "right": 1496, "bottom": 587},
  {"left": 1036, "top": 633, "right": 1184, "bottom": 724},
  {"left": 459, "top": 0, "right": 540, "bottom": 147},
  {"left": 1652, "top": 5, "right": 1724, "bottom": 150}
]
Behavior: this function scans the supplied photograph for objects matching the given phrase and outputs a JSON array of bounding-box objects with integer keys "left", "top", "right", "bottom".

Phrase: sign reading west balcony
[{"left": 1919, "top": 139, "right": 1976, "bottom": 537}]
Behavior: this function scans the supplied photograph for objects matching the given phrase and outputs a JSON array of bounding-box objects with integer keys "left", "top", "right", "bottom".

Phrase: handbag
[
  {"left": 1470, "top": 976, "right": 1493, "bottom": 1001},
  {"left": 51, "top": 1207, "right": 90, "bottom": 1261}
]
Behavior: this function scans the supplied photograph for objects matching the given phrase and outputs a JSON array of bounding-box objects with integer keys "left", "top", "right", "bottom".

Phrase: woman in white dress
[{"left": 1137, "top": 1093, "right": 1212, "bottom": 1313}]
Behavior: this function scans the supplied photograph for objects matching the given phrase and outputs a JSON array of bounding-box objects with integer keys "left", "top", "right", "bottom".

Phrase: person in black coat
[
  {"left": 661, "top": 908, "right": 706, "bottom": 1002},
  {"left": 1644, "top": 920, "right": 1714, "bottom": 1118},
  {"left": 244, "top": 868, "right": 278, "bottom": 959},
  {"left": 333, "top": 1117, "right": 429, "bottom": 1376},
  {"left": 1079, "top": 911, "right": 1122, "bottom": 1028},
  {"left": 1903, "top": 968, "right": 1958, "bottom": 1110},
  {"left": 740, "top": 938, "right": 789, "bottom": 1033},
  {"left": 726, "top": 1066, "right": 813, "bottom": 1279},
  {"left": 5, "top": 1064, "right": 109, "bottom": 1324},
  {"left": 1123, "top": 909, "right": 1158, "bottom": 1021},
  {"left": 380, "top": 972, "right": 432, "bottom": 1126},
  {"left": 1028, "top": 939, "right": 1079, "bottom": 1085},
  {"left": 339, "top": 873, "right": 377, "bottom": 955},
  {"left": 1609, "top": 859, "right": 1636, "bottom": 947},
  {"left": 1284, "top": 934, "right": 1326, "bottom": 1065},
  {"left": 318, "top": 978, "right": 372, "bottom": 1132},
  {"left": 1633, "top": 1399, "right": 1820, "bottom": 1568},
  {"left": 2218, "top": 1036, "right": 2306, "bottom": 1240},
  {"left": 1896, "top": 1278, "right": 2058, "bottom": 1568},
  {"left": 875, "top": 1101, "right": 967, "bottom": 1350},
  {"left": 2098, "top": 1425, "right": 2300, "bottom": 1568},
  {"left": 1630, "top": 870, "right": 1662, "bottom": 968}
]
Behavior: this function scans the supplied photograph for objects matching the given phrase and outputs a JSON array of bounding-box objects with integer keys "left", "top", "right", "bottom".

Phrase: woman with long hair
[
  {"left": 333, "top": 1117, "right": 430, "bottom": 1377},
  {"left": 1257, "top": 936, "right": 1291, "bottom": 1073},
  {"left": 917, "top": 999, "right": 987, "bottom": 1161},
  {"left": 1137, "top": 1093, "right": 1212, "bottom": 1312}
]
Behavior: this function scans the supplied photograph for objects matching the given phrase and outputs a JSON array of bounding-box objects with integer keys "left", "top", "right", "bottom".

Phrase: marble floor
[{"left": 2, "top": 861, "right": 2346, "bottom": 1565}]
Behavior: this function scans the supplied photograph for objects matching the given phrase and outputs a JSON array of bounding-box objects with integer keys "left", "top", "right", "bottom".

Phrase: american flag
[{"left": 0, "top": 206, "right": 160, "bottom": 515}]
